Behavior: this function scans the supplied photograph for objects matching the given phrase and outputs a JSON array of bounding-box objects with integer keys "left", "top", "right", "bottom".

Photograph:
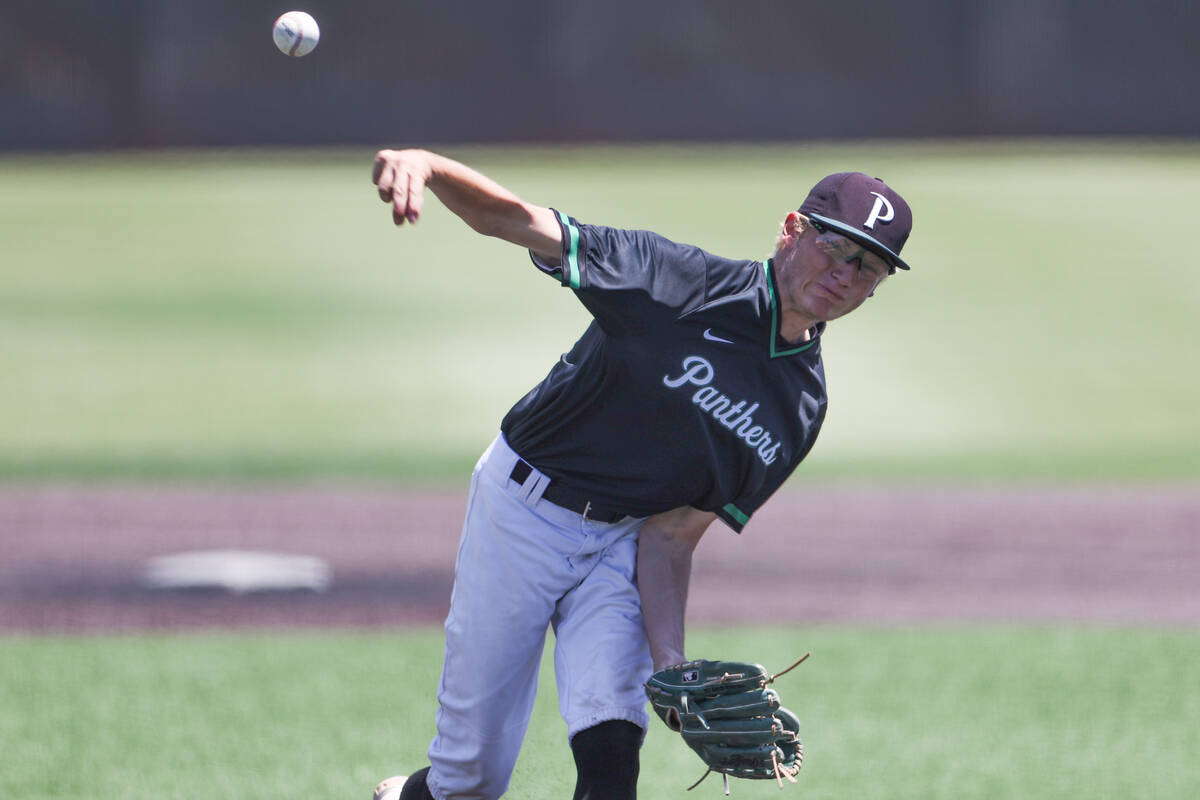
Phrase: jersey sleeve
[
  {"left": 529, "top": 210, "right": 709, "bottom": 336},
  {"left": 714, "top": 492, "right": 769, "bottom": 534},
  {"left": 714, "top": 474, "right": 788, "bottom": 534}
]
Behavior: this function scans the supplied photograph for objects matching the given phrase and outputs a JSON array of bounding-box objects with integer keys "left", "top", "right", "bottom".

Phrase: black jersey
[{"left": 501, "top": 211, "right": 828, "bottom": 532}]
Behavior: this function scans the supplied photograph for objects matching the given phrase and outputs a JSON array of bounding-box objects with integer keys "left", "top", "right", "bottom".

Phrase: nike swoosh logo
[{"left": 703, "top": 328, "right": 735, "bottom": 344}]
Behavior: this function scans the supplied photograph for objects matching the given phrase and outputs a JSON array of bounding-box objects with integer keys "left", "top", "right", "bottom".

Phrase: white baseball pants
[{"left": 425, "top": 433, "right": 652, "bottom": 800}]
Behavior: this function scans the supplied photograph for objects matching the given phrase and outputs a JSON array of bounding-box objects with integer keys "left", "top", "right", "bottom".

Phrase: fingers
[
  {"left": 372, "top": 150, "right": 424, "bottom": 226},
  {"left": 403, "top": 174, "right": 424, "bottom": 223},
  {"left": 389, "top": 168, "right": 410, "bottom": 225}
]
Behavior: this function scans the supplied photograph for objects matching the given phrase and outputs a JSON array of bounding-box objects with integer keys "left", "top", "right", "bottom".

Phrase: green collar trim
[{"left": 763, "top": 259, "right": 817, "bottom": 358}]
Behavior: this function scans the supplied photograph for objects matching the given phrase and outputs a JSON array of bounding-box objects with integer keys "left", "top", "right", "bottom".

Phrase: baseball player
[{"left": 368, "top": 149, "right": 913, "bottom": 800}]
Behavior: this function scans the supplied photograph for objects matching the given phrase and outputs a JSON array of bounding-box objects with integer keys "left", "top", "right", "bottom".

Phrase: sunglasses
[{"left": 807, "top": 219, "right": 890, "bottom": 276}]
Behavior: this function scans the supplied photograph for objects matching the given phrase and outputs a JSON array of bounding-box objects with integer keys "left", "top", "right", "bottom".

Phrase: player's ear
[
  {"left": 780, "top": 211, "right": 806, "bottom": 243},
  {"left": 774, "top": 212, "right": 807, "bottom": 255}
]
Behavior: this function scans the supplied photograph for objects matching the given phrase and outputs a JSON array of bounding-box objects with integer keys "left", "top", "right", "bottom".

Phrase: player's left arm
[{"left": 637, "top": 506, "right": 717, "bottom": 671}]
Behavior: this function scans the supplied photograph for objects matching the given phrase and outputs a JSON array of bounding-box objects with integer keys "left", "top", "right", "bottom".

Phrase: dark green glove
[{"left": 645, "top": 657, "right": 807, "bottom": 790}]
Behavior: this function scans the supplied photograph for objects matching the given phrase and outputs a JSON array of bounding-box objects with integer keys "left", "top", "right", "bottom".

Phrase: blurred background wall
[{"left": 1, "top": 0, "right": 1197, "bottom": 150}]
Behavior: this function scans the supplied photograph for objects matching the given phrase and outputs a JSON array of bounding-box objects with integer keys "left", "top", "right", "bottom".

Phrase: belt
[{"left": 509, "top": 459, "right": 627, "bottom": 524}]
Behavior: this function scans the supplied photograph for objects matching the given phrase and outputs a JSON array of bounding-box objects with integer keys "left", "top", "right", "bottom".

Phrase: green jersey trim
[
  {"left": 722, "top": 503, "right": 750, "bottom": 527},
  {"left": 763, "top": 259, "right": 817, "bottom": 359},
  {"left": 558, "top": 210, "right": 582, "bottom": 289}
]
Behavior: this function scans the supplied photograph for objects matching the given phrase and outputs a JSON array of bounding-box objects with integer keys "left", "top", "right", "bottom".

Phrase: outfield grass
[
  {"left": 2, "top": 141, "right": 1198, "bottom": 481},
  {"left": 2, "top": 627, "right": 1197, "bottom": 799}
]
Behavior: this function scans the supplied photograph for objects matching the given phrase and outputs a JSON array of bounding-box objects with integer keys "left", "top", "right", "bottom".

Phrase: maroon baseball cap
[{"left": 798, "top": 172, "right": 913, "bottom": 271}]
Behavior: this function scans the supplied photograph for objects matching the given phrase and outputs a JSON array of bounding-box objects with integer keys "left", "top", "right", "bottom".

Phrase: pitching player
[{"left": 369, "top": 149, "right": 913, "bottom": 800}]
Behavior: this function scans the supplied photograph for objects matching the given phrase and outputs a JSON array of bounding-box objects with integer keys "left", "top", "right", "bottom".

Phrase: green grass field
[
  {"left": 3, "top": 141, "right": 1198, "bottom": 482},
  {"left": 3, "top": 143, "right": 1198, "bottom": 799},
  {"left": 3, "top": 627, "right": 1197, "bottom": 800}
]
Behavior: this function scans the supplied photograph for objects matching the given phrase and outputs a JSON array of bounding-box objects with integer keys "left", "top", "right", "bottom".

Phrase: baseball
[{"left": 273, "top": 11, "right": 320, "bottom": 57}]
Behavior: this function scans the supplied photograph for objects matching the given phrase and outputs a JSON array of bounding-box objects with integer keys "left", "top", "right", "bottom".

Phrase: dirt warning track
[{"left": 2, "top": 485, "right": 1198, "bottom": 632}]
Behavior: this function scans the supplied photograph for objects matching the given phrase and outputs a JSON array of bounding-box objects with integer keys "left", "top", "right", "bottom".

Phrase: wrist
[{"left": 653, "top": 649, "right": 686, "bottom": 672}]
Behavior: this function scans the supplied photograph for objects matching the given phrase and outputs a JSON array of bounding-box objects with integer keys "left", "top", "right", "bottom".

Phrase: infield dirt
[{"left": 2, "top": 485, "right": 1198, "bottom": 632}]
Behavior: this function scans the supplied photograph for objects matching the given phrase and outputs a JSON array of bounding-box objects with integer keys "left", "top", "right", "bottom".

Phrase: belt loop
[
  {"left": 526, "top": 473, "right": 550, "bottom": 504},
  {"left": 508, "top": 456, "right": 550, "bottom": 505}
]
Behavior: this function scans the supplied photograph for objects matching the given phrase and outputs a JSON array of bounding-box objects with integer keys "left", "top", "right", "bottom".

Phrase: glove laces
[{"left": 684, "top": 652, "right": 810, "bottom": 794}]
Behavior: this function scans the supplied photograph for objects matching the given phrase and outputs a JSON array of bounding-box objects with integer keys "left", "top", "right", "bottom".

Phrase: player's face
[{"left": 776, "top": 221, "right": 889, "bottom": 323}]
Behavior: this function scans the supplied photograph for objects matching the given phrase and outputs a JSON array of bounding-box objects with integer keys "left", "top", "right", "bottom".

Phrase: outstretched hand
[
  {"left": 372, "top": 149, "right": 432, "bottom": 226},
  {"left": 367, "top": 148, "right": 563, "bottom": 262}
]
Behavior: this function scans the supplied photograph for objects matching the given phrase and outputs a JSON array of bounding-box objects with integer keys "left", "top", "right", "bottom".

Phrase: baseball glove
[{"left": 644, "top": 654, "right": 809, "bottom": 792}]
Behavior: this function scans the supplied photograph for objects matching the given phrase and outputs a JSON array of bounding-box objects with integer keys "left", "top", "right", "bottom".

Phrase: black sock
[
  {"left": 397, "top": 767, "right": 434, "bottom": 800},
  {"left": 571, "top": 720, "right": 641, "bottom": 800}
]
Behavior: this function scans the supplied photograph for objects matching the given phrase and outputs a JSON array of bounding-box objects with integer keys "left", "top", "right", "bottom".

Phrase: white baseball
[{"left": 273, "top": 11, "right": 320, "bottom": 58}]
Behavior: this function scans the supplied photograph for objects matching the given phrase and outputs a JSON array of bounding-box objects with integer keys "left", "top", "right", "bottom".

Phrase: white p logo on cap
[{"left": 864, "top": 191, "right": 895, "bottom": 229}]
